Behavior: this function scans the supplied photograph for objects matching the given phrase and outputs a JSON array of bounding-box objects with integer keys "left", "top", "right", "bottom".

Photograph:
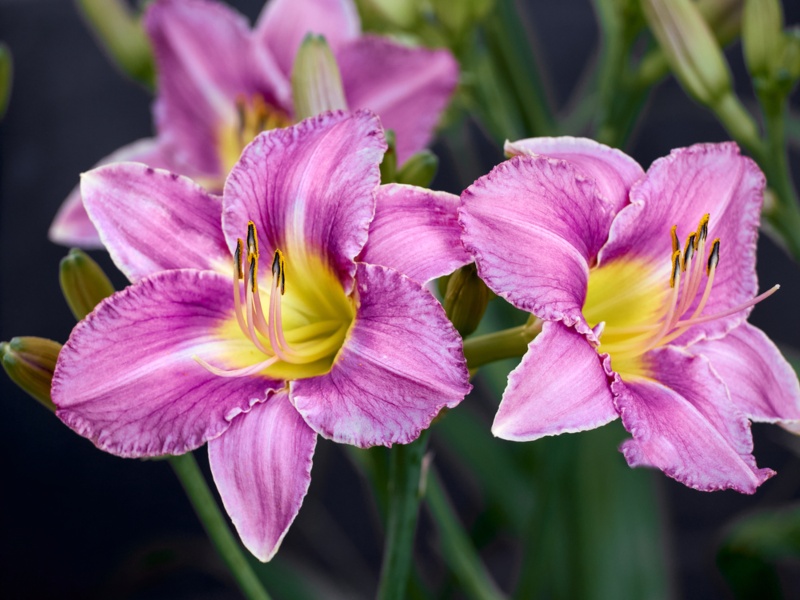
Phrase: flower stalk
[
  {"left": 376, "top": 430, "right": 430, "bottom": 600},
  {"left": 169, "top": 452, "right": 272, "bottom": 600}
]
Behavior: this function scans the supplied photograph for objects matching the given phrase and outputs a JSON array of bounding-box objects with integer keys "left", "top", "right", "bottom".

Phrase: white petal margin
[
  {"left": 290, "top": 263, "right": 471, "bottom": 447},
  {"left": 504, "top": 136, "right": 644, "bottom": 213},
  {"left": 359, "top": 184, "right": 470, "bottom": 283},
  {"left": 492, "top": 321, "right": 618, "bottom": 440},
  {"left": 692, "top": 322, "right": 800, "bottom": 433},
  {"left": 209, "top": 390, "right": 316, "bottom": 562},
  {"left": 81, "top": 163, "right": 231, "bottom": 282}
]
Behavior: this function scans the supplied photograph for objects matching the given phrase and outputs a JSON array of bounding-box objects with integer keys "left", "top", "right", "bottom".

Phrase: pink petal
[
  {"left": 616, "top": 345, "right": 773, "bottom": 493},
  {"left": 49, "top": 138, "right": 173, "bottom": 249},
  {"left": 504, "top": 136, "right": 644, "bottom": 213},
  {"left": 223, "top": 110, "right": 386, "bottom": 293},
  {"left": 338, "top": 36, "right": 458, "bottom": 164},
  {"left": 53, "top": 270, "right": 280, "bottom": 458},
  {"left": 254, "top": 0, "right": 360, "bottom": 77},
  {"left": 81, "top": 163, "right": 230, "bottom": 282},
  {"left": 692, "top": 323, "right": 800, "bottom": 432},
  {"left": 460, "top": 155, "right": 617, "bottom": 338},
  {"left": 600, "top": 143, "right": 764, "bottom": 343},
  {"left": 492, "top": 321, "right": 618, "bottom": 440},
  {"left": 145, "top": 0, "right": 284, "bottom": 178},
  {"left": 209, "top": 390, "right": 315, "bottom": 562},
  {"left": 358, "top": 184, "right": 469, "bottom": 283},
  {"left": 290, "top": 263, "right": 470, "bottom": 447}
]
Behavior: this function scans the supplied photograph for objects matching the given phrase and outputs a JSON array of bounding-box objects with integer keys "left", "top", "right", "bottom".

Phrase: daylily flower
[
  {"left": 52, "top": 110, "right": 470, "bottom": 560},
  {"left": 50, "top": 0, "right": 458, "bottom": 248},
  {"left": 460, "top": 137, "right": 800, "bottom": 493}
]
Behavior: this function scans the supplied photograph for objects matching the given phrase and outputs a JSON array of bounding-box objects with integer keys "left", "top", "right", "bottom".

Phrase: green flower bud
[
  {"left": 642, "top": 0, "right": 733, "bottom": 106},
  {"left": 76, "top": 0, "right": 154, "bottom": 87},
  {"left": 1, "top": 337, "right": 61, "bottom": 411},
  {"left": 0, "top": 43, "right": 11, "bottom": 120},
  {"left": 396, "top": 150, "right": 439, "bottom": 187},
  {"left": 291, "top": 34, "right": 347, "bottom": 121},
  {"left": 742, "top": 0, "right": 784, "bottom": 80},
  {"left": 443, "top": 263, "right": 491, "bottom": 337},
  {"left": 697, "top": 0, "right": 744, "bottom": 47},
  {"left": 380, "top": 129, "right": 398, "bottom": 184},
  {"left": 60, "top": 248, "right": 115, "bottom": 320},
  {"left": 779, "top": 28, "right": 800, "bottom": 82}
]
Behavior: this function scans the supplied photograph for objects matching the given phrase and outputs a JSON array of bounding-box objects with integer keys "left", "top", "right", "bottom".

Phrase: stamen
[
  {"left": 193, "top": 354, "right": 279, "bottom": 378},
  {"left": 669, "top": 250, "right": 681, "bottom": 289},
  {"left": 247, "top": 221, "right": 258, "bottom": 258},
  {"left": 696, "top": 213, "right": 709, "bottom": 245},
  {"left": 682, "top": 233, "right": 696, "bottom": 269},
  {"left": 707, "top": 238, "right": 720, "bottom": 275},
  {"left": 671, "top": 225, "right": 679, "bottom": 254}
]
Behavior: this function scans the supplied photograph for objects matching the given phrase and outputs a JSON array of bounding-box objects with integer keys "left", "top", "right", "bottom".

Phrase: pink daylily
[
  {"left": 460, "top": 137, "right": 800, "bottom": 493},
  {"left": 52, "top": 110, "right": 470, "bottom": 560},
  {"left": 50, "top": 0, "right": 458, "bottom": 248}
]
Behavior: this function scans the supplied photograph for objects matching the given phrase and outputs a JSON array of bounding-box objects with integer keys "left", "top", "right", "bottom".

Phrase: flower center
[
  {"left": 217, "top": 94, "right": 291, "bottom": 174},
  {"left": 195, "top": 221, "right": 354, "bottom": 380},
  {"left": 583, "top": 214, "right": 778, "bottom": 377}
]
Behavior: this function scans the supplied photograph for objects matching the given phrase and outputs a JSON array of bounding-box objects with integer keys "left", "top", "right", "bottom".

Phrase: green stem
[
  {"left": 711, "top": 93, "right": 765, "bottom": 162},
  {"left": 482, "top": 0, "right": 556, "bottom": 136},
  {"left": 376, "top": 431, "right": 430, "bottom": 600},
  {"left": 169, "top": 453, "right": 272, "bottom": 600},
  {"left": 462, "top": 321, "right": 541, "bottom": 371},
  {"left": 426, "top": 469, "right": 507, "bottom": 600}
]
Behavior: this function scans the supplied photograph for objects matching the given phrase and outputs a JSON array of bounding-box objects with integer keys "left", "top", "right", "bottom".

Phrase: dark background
[{"left": 2, "top": 0, "right": 799, "bottom": 598}]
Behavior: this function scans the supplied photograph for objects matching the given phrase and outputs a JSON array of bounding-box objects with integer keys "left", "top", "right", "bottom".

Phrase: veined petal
[
  {"left": 693, "top": 323, "right": 800, "bottom": 432},
  {"left": 53, "top": 270, "right": 281, "bottom": 458},
  {"left": 81, "top": 163, "right": 230, "bottom": 282},
  {"left": 460, "top": 155, "right": 616, "bottom": 337},
  {"left": 504, "top": 136, "right": 644, "bottom": 213},
  {"left": 290, "top": 263, "right": 470, "bottom": 447},
  {"left": 255, "top": 0, "right": 360, "bottom": 77},
  {"left": 338, "top": 36, "right": 458, "bottom": 164},
  {"left": 209, "top": 390, "right": 315, "bottom": 562},
  {"left": 492, "top": 321, "right": 618, "bottom": 440},
  {"left": 600, "top": 143, "right": 763, "bottom": 342},
  {"left": 616, "top": 346, "right": 773, "bottom": 493},
  {"left": 49, "top": 138, "right": 173, "bottom": 249},
  {"left": 146, "top": 0, "right": 282, "bottom": 178},
  {"left": 358, "top": 184, "right": 469, "bottom": 283},
  {"left": 223, "top": 110, "right": 386, "bottom": 293}
]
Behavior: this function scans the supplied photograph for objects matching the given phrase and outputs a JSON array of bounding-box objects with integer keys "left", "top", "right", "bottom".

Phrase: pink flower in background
[
  {"left": 52, "top": 111, "right": 470, "bottom": 560},
  {"left": 50, "top": 0, "right": 458, "bottom": 248},
  {"left": 460, "top": 138, "right": 800, "bottom": 493}
]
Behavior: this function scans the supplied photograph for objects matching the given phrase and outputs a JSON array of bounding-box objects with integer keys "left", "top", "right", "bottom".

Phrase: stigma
[{"left": 595, "top": 214, "right": 779, "bottom": 361}]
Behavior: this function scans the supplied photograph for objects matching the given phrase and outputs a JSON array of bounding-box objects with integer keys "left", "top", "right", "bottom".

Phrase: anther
[
  {"left": 234, "top": 239, "right": 244, "bottom": 280},
  {"left": 707, "top": 238, "right": 720, "bottom": 275},
  {"left": 671, "top": 225, "right": 679, "bottom": 254},
  {"left": 683, "top": 233, "right": 696, "bottom": 269},
  {"left": 697, "top": 214, "right": 709, "bottom": 245},
  {"left": 272, "top": 249, "right": 285, "bottom": 295},
  {"left": 670, "top": 250, "right": 681, "bottom": 288},
  {"left": 247, "top": 221, "right": 258, "bottom": 257}
]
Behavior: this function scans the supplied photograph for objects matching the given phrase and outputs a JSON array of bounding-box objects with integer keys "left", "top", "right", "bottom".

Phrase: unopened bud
[
  {"left": 1, "top": 337, "right": 61, "bottom": 411},
  {"left": 291, "top": 34, "right": 347, "bottom": 121},
  {"left": 443, "top": 263, "right": 491, "bottom": 337},
  {"left": 396, "top": 150, "right": 439, "bottom": 187},
  {"left": 76, "top": 0, "right": 154, "bottom": 87},
  {"left": 697, "top": 0, "right": 744, "bottom": 46},
  {"left": 380, "top": 130, "right": 397, "bottom": 184},
  {"left": 742, "top": 0, "right": 784, "bottom": 80},
  {"left": 642, "top": 0, "right": 733, "bottom": 106},
  {"left": 60, "top": 248, "right": 115, "bottom": 320},
  {"left": 779, "top": 29, "right": 800, "bottom": 82},
  {"left": 0, "top": 43, "right": 11, "bottom": 120}
]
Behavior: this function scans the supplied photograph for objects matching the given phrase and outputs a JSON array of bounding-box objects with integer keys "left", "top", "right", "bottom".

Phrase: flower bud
[
  {"left": 396, "top": 150, "right": 439, "bottom": 187},
  {"left": 380, "top": 129, "right": 397, "bottom": 184},
  {"left": 780, "top": 29, "right": 800, "bottom": 82},
  {"left": 291, "top": 34, "right": 347, "bottom": 121},
  {"left": 76, "top": 0, "right": 154, "bottom": 87},
  {"left": 443, "top": 263, "right": 491, "bottom": 337},
  {"left": 0, "top": 43, "right": 11, "bottom": 120},
  {"left": 60, "top": 248, "right": 115, "bottom": 320},
  {"left": 642, "top": 0, "right": 733, "bottom": 106},
  {"left": 697, "top": 0, "right": 744, "bottom": 47},
  {"left": 1, "top": 337, "right": 61, "bottom": 411},
  {"left": 742, "top": 0, "right": 784, "bottom": 80}
]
